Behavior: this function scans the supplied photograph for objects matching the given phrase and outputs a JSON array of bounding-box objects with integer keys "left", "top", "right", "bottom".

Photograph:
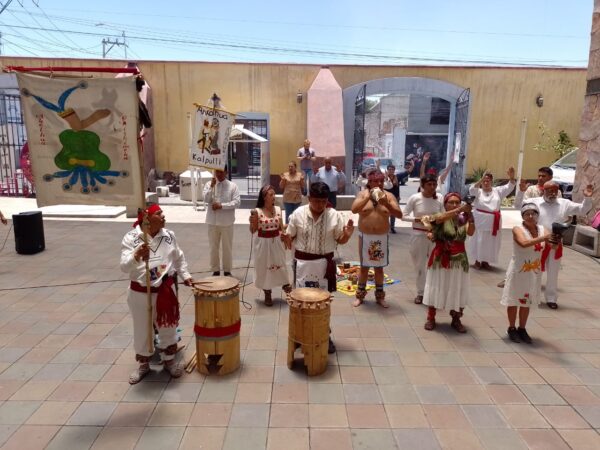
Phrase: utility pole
[{"left": 102, "top": 31, "right": 128, "bottom": 59}]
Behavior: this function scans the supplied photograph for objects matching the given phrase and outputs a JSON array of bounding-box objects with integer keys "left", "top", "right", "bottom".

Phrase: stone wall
[{"left": 575, "top": 0, "right": 600, "bottom": 221}]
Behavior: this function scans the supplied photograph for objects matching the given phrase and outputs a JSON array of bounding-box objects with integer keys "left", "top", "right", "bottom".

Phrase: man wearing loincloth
[
  {"left": 351, "top": 169, "right": 403, "bottom": 307},
  {"left": 120, "top": 205, "right": 194, "bottom": 384}
]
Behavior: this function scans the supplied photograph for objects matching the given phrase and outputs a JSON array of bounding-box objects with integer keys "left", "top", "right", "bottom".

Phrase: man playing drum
[
  {"left": 120, "top": 205, "right": 194, "bottom": 384},
  {"left": 351, "top": 169, "right": 403, "bottom": 307},
  {"left": 283, "top": 181, "right": 354, "bottom": 353}
]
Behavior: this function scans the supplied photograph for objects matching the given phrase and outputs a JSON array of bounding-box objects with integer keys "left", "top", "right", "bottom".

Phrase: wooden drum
[
  {"left": 193, "top": 276, "right": 241, "bottom": 375},
  {"left": 287, "top": 287, "right": 332, "bottom": 376}
]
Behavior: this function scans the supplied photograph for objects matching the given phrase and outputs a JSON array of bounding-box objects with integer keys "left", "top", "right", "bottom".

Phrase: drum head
[
  {"left": 289, "top": 287, "right": 330, "bottom": 304},
  {"left": 194, "top": 276, "right": 239, "bottom": 292}
]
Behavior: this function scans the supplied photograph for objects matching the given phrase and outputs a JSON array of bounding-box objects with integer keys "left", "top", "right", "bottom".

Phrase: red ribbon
[
  {"left": 257, "top": 229, "right": 280, "bottom": 238},
  {"left": 428, "top": 240, "right": 466, "bottom": 268},
  {"left": 540, "top": 243, "right": 563, "bottom": 272},
  {"left": 476, "top": 208, "right": 501, "bottom": 236},
  {"left": 194, "top": 319, "right": 241, "bottom": 338}
]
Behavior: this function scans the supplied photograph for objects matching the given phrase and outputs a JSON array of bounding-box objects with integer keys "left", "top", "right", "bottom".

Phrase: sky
[{"left": 0, "top": 0, "right": 594, "bottom": 67}]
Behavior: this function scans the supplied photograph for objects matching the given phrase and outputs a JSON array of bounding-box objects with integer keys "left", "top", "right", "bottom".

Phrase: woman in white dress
[
  {"left": 249, "top": 185, "right": 292, "bottom": 306},
  {"left": 501, "top": 203, "right": 550, "bottom": 344},
  {"left": 422, "top": 192, "right": 475, "bottom": 332},
  {"left": 467, "top": 167, "right": 516, "bottom": 269}
]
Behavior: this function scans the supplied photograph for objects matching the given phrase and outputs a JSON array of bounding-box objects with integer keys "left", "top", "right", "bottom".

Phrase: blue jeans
[
  {"left": 302, "top": 168, "right": 312, "bottom": 192},
  {"left": 284, "top": 202, "right": 301, "bottom": 224}
]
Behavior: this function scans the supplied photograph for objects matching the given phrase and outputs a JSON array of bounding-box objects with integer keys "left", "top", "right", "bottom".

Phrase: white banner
[
  {"left": 17, "top": 73, "right": 142, "bottom": 207},
  {"left": 190, "top": 104, "right": 235, "bottom": 170}
]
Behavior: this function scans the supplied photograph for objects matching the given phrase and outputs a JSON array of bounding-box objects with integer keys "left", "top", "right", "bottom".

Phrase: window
[{"left": 430, "top": 97, "right": 450, "bottom": 125}]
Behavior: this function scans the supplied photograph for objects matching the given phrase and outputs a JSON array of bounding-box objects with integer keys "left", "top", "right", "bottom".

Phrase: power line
[{"left": 0, "top": 23, "right": 587, "bottom": 67}]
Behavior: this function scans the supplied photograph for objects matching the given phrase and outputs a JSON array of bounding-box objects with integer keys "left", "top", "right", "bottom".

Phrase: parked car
[
  {"left": 550, "top": 149, "right": 577, "bottom": 199},
  {"left": 361, "top": 157, "right": 409, "bottom": 185}
]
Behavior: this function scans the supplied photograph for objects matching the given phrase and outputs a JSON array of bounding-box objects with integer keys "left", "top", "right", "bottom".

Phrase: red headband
[
  {"left": 133, "top": 204, "right": 161, "bottom": 228},
  {"left": 367, "top": 170, "right": 384, "bottom": 182},
  {"left": 444, "top": 192, "right": 461, "bottom": 204}
]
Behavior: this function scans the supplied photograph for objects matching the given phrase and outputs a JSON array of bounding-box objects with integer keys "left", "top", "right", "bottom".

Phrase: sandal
[
  {"left": 375, "top": 290, "right": 388, "bottom": 308},
  {"left": 546, "top": 302, "right": 558, "bottom": 309},
  {"left": 353, "top": 288, "right": 367, "bottom": 307},
  {"left": 414, "top": 295, "right": 423, "bottom": 304},
  {"left": 163, "top": 360, "right": 183, "bottom": 378},
  {"left": 450, "top": 310, "right": 467, "bottom": 333},
  {"left": 129, "top": 363, "right": 150, "bottom": 385},
  {"left": 282, "top": 284, "right": 293, "bottom": 294},
  {"left": 424, "top": 319, "right": 436, "bottom": 331}
]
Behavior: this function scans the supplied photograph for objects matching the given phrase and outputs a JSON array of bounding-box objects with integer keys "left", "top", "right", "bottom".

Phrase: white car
[{"left": 550, "top": 149, "right": 577, "bottom": 199}]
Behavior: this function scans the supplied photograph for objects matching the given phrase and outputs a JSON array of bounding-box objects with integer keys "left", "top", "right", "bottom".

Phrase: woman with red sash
[
  {"left": 467, "top": 167, "right": 516, "bottom": 269},
  {"left": 249, "top": 185, "right": 292, "bottom": 306},
  {"left": 422, "top": 193, "right": 475, "bottom": 332},
  {"left": 120, "top": 205, "right": 194, "bottom": 384}
]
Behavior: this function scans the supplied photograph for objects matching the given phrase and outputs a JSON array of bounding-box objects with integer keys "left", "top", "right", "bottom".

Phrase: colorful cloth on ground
[{"left": 335, "top": 262, "right": 400, "bottom": 296}]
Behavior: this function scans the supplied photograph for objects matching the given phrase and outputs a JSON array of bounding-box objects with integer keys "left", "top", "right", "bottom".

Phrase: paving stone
[
  {"left": 46, "top": 425, "right": 102, "bottom": 450},
  {"left": 134, "top": 426, "right": 185, "bottom": 450},
  {"left": 351, "top": 429, "right": 398, "bottom": 450}
]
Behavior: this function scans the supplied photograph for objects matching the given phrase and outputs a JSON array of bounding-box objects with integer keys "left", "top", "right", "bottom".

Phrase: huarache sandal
[
  {"left": 129, "top": 363, "right": 150, "bottom": 385},
  {"left": 163, "top": 360, "right": 183, "bottom": 378}
]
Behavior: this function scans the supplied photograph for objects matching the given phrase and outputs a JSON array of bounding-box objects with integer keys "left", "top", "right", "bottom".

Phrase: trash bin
[{"left": 13, "top": 211, "right": 45, "bottom": 255}]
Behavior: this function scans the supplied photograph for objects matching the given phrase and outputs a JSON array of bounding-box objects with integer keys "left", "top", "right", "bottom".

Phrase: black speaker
[{"left": 13, "top": 211, "right": 45, "bottom": 255}]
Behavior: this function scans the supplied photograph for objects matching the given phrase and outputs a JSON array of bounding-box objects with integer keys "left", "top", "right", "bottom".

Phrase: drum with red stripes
[{"left": 193, "top": 276, "right": 241, "bottom": 375}]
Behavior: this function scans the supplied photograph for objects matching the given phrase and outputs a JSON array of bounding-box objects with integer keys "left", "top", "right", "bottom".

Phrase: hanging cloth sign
[
  {"left": 190, "top": 104, "right": 235, "bottom": 171},
  {"left": 16, "top": 73, "right": 142, "bottom": 207}
]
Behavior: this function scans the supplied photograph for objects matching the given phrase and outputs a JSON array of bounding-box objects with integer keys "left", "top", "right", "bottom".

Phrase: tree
[{"left": 533, "top": 122, "right": 577, "bottom": 161}]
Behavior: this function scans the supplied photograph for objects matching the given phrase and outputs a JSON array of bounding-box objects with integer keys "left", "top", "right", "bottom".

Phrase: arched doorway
[{"left": 343, "top": 77, "right": 470, "bottom": 194}]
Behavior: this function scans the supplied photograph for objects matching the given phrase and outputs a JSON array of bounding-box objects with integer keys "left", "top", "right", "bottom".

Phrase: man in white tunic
[
  {"left": 203, "top": 167, "right": 241, "bottom": 276},
  {"left": 283, "top": 182, "right": 354, "bottom": 352},
  {"left": 467, "top": 167, "right": 516, "bottom": 269},
  {"left": 121, "top": 205, "right": 194, "bottom": 384},
  {"left": 402, "top": 174, "right": 443, "bottom": 304},
  {"left": 314, "top": 157, "right": 343, "bottom": 208},
  {"left": 514, "top": 181, "right": 593, "bottom": 308}
]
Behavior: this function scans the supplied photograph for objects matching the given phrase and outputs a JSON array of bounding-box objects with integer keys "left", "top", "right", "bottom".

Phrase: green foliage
[
  {"left": 533, "top": 122, "right": 577, "bottom": 161},
  {"left": 466, "top": 166, "right": 488, "bottom": 183}
]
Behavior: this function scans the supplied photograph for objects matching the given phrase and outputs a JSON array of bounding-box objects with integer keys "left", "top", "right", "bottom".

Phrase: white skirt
[
  {"left": 253, "top": 236, "right": 290, "bottom": 290},
  {"left": 467, "top": 229, "right": 501, "bottom": 264},
  {"left": 423, "top": 267, "right": 470, "bottom": 310},
  {"left": 500, "top": 259, "right": 543, "bottom": 307}
]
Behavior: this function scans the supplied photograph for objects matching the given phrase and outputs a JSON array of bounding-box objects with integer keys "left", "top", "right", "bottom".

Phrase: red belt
[
  {"left": 428, "top": 240, "right": 466, "bottom": 268},
  {"left": 129, "top": 275, "right": 179, "bottom": 328},
  {"left": 194, "top": 319, "right": 241, "bottom": 339},
  {"left": 257, "top": 229, "right": 280, "bottom": 238},
  {"left": 541, "top": 243, "right": 563, "bottom": 271},
  {"left": 476, "top": 208, "right": 501, "bottom": 236}
]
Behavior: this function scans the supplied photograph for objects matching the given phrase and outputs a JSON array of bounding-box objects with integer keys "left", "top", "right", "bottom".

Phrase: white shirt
[
  {"left": 286, "top": 205, "right": 345, "bottom": 254},
  {"left": 403, "top": 193, "right": 443, "bottom": 232},
  {"left": 203, "top": 178, "right": 241, "bottom": 226},
  {"left": 469, "top": 181, "right": 516, "bottom": 213},
  {"left": 514, "top": 192, "right": 592, "bottom": 231},
  {"left": 315, "top": 167, "right": 341, "bottom": 193},
  {"left": 120, "top": 227, "right": 191, "bottom": 287},
  {"left": 524, "top": 184, "right": 562, "bottom": 200}
]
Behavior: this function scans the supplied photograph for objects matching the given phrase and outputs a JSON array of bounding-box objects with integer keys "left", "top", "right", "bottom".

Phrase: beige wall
[{"left": 1, "top": 56, "right": 586, "bottom": 180}]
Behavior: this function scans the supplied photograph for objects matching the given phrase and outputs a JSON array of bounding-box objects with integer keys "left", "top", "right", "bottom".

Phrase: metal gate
[
  {"left": 448, "top": 88, "right": 470, "bottom": 196},
  {"left": 229, "top": 118, "right": 267, "bottom": 195},
  {"left": 352, "top": 84, "right": 367, "bottom": 180},
  {"left": 0, "top": 93, "right": 32, "bottom": 196}
]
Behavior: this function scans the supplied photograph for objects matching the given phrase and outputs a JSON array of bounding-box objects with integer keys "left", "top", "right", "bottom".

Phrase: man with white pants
[
  {"left": 120, "top": 205, "right": 193, "bottom": 384},
  {"left": 514, "top": 181, "right": 593, "bottom": 309},
  {"left": 403, "top": 174, "right": 443, "bottom": 304},
  {"left": 203, "top": 167, "right": 241, "bottom": 276}
]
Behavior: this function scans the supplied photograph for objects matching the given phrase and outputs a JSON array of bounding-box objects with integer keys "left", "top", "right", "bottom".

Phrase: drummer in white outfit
[
  {"left": 467, "top": 167, "right": 516, "bottom": 269},
  {"left": 402, "top": 174, "right": 443, "bottom": 304},
  {"left": 501, "top": 203, "right": 550, "bottom": 344}
]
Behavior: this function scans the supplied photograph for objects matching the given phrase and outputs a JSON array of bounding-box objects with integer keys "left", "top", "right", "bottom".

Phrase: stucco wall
[{"left": 0, "top": 56, "right": 586, "bottom": 180}]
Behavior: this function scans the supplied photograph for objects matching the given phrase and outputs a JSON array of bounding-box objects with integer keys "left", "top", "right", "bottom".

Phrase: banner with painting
[
  {"left": 17, "top": 73, "right": 142, "bottom": 207},
  {"left": 190, "top": 104, "right": 235, "bottom": 171}
]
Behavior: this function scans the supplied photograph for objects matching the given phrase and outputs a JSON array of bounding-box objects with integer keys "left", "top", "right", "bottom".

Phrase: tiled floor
[{"left": 0, "top": 213, "right": 599, "bottom": 449}]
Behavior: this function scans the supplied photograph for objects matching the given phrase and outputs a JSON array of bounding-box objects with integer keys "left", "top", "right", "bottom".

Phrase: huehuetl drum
[
  {"left": 193, "top": 276, "right": 240, "bottom": 375},
  {"left": 287, "top": 287, "right": 332, "bottom": 376}
]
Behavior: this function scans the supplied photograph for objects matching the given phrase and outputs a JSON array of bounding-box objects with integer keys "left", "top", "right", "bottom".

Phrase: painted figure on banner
[
  {"left": 17, "top": 73, "right": 142, "bottom": 207},
  {"left": 20, "top": 80, "right": 127, "bottom": 194},
  {"left": 191, "top": 104, "right": 235, "bottom": 171}
]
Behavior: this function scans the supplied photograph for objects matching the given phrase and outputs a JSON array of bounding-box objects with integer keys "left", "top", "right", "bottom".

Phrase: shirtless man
[{"left": 351, "top": 169, "right": 403, "bottom": 307}]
